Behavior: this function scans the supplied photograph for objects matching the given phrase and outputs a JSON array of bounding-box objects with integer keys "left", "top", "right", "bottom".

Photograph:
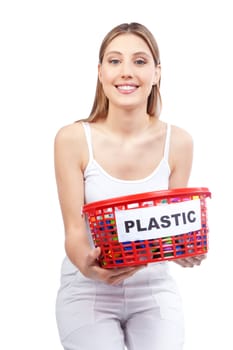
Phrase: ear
[
  {"left": 98, "top": 63, "right": 102, "bottom": 83},
  {"left": 152, "top": 64, "right": 161, "bottom": 85}
]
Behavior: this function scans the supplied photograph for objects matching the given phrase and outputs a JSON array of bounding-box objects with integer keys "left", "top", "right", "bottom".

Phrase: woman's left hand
[{"left": 173, "top": 254, "right": 207, "bottom": 268}]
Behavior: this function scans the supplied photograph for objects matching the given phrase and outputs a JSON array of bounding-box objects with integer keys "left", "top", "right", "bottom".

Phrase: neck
[{"left": 103, "top": 106, "right": 155, "bottom": 136}]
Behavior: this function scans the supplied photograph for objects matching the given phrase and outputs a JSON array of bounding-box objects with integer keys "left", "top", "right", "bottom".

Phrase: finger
[
  {"left": 173, "top": 259, "right": 187, "bottom": 267},
  {"left": 191, "top": 255, "right": 207, "bottom": 265},
  {"left": 174, "top": 254, "right": 207, "bottom": 267},
  {"left": 111, "top": 266, "right": 144, "bottom": 285},
  {"left": 105, "top": 265, "right": 145, "bottom": 285},
  {"left": 110, "top": 265, "right": 145, "bottom": 275},
  {"left": 197, "top": 254, "right": 207, "bottom": 261},
  {"left": 186, "top": 256, "right": 206, "bottom": 266},
  {"left": 174, "top": 258, "right": 194, "bottom": 268},
  {"left": 109, "top": 266, "right": 140, "bottom": 278}
]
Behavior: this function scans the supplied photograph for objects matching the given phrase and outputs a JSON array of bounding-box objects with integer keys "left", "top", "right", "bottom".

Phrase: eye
[
  {"left": 135, "top": 58, "right": 146, "bottom": 65},
  {"left": 109, "top": 59, "right": 121, "bottom": 65}
]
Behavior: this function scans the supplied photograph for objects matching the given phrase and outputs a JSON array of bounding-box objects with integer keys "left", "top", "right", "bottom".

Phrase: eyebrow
[{"left": 105, "top": 50, "right": 152, "bottom": 58}]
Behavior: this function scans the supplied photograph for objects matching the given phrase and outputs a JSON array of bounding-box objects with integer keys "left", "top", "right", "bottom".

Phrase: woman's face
[{"left": 98, "top": 33, "right": 160, "bottom": 111}]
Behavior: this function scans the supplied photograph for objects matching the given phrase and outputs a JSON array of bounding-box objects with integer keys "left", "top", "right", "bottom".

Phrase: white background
[{"left": 0, "top": 0, "right": 232, "bottom": 349}]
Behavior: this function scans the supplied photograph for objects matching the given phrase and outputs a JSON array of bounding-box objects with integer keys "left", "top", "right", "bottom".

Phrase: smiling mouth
[{"left": 115, "top": 84, "right": 139, "bottom": 92}]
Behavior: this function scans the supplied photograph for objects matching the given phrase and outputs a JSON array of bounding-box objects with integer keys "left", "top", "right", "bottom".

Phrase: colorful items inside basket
[{"left": 83, "top": 187, "right": 211, "bottom": 268}]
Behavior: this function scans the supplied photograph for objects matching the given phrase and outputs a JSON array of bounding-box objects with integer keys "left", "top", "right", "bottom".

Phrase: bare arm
[
  {"left": 168, "top": 126, "right": 206, "bottom": 267},
  {"left": 54, "top": 124, "right": 91, "bottom": 268},
  {"left": 54, "top": 123, "right": 143, "bottom": 284}
]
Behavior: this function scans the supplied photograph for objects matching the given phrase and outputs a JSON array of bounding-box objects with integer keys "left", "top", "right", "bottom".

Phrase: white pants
[{"left": 56, "top": 258, "right": 184, "bottom": 350}]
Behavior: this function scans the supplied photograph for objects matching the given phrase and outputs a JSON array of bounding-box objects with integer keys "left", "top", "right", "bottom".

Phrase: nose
[{"left": 120, "top": 60, "right": 133, "bottom": 79}]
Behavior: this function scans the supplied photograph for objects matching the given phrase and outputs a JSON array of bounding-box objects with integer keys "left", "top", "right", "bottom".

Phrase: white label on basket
[{"left": 115, "top": 199, "right": 201, "bottom": 242}]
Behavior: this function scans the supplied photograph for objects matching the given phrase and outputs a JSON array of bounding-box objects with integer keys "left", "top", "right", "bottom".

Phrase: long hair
[{"left": 83, "top": 22, "right": 161, "bottom": 122}]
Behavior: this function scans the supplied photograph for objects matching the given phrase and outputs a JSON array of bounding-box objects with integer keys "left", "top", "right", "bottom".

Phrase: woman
[{"left": 54, "top": 22, "right": 206, "bottom": 350}]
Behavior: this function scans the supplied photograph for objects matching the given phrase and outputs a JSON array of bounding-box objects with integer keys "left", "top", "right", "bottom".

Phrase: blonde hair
[{"left": 83, "top": 22, "right": 161, "bottom": 122}]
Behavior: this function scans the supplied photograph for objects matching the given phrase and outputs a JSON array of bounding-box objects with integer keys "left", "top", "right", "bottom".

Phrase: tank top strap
[
  {"left": 82, "top": 122, "right": 94, "bottom": 161},
  {"left": 163, "top": 123, "right": 171, "bottom": 161}
]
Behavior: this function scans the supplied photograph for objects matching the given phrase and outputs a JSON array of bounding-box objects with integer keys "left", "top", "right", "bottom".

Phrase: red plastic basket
[{"left": 83, "top": 187, "right": 211, "bottom": 268}]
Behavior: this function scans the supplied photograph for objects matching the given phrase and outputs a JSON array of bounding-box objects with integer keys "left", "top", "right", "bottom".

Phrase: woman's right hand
[
  {"left": 173, "top": 254, "right": 207, "bottom": 267},
  {"left": 82, "top": 247, "right": 146, "bottom": 285}
]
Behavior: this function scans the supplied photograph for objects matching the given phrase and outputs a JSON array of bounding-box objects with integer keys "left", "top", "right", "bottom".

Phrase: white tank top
[{"left": 82, "top": 122, "right": 171, "bottom": 204}]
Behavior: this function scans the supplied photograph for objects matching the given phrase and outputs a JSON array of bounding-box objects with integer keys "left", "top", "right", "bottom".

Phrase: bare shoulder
[
  {"left": 54, "top": 121, "right": 85, "bottom": 146},
  {"left": 170, "top": 124, "right": 193, "bottom": 149},
  {"left": 54, "top": 121, "right": 88, "bottom": 169},
  {"left": 168, "top": 124, "right": 194, "bottom": 187},
  {"left": 169, "top": 124, "right": 193, "bottom": 170}
]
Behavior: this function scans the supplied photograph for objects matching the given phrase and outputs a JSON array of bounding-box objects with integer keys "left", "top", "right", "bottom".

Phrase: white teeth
[{"left": 117, "top": 85, "right": 136, "bottom": 90}]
